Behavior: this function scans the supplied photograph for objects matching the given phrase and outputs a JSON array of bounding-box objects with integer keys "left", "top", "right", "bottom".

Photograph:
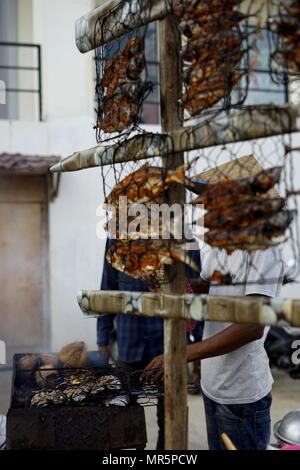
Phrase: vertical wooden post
[{"left": 159, "top": 14, "right": 188, "bottom": 450}]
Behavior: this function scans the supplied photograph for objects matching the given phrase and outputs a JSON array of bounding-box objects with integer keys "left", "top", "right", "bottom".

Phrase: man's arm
[
  {"left": 188, "top": 294, "right": 266, "bottom": 361},
  {"left": 141, "top": 322, "right": 264, "bottom": 382},
  {"left": 186, "top": 322, "right": 264, "bottom": 362}
]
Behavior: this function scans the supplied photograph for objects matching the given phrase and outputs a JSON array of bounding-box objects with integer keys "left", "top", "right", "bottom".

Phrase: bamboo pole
[
  {"left": 50, "top": 105, "right": 299, "bottom": 173},
  {"left": 75, "top": 0, "right": 171, "bottom": 53},
  {"left": 49, "top": 133, "right": 168, "bottom": 173},
  {"left": 77, "top": 290, "right": 300, "bottom": 327}
]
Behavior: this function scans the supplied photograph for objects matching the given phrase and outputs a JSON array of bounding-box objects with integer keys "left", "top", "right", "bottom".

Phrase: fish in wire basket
[
  {"left": 106, "top": 239, "right": 199, "bottom": 279},
  {"left": 173, "top": 0, "right": 247, "bottom": 115},
  {"left": 271, "top": 1, "right": 300, "bottom": 73},
  {"left": 190, "top": 166, "right": 282, "bottom": 209},
  {"left": 204, "top": 210, "right": 295, "bottom": 254},
  {"left": 203, "top": 197, "right": 285, "bottom": 230},
  {"left": 97, "top": 36, "right": 151, "bottom": 133},
  {"left": 104, "top": 162, "right": 193, "bottom": 208}
]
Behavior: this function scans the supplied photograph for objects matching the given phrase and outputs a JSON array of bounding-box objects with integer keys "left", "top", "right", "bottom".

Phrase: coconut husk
[
  {"left": 39, "top": 354, "right": 57, "bottom": 366},
  {"left": 193, "top": 154, "right": 280, "bottom": 198},
  {"left": 16, "top": 354, "right": 38, "bottom": 383},
  {"left": 35, "top": 364, "right": 58, "bottom": 388},
  {"left": 16, "top": 354, "right": 37, "bottom": 370},
  {"left": 58, "top": 341, "right": 88, "bottom": 368}
]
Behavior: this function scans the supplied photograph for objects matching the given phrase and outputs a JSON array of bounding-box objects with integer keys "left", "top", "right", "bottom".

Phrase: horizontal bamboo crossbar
[
  {"left": 77, "top": 290, "right": 300, "bottom": 327},
  {"left": 50, "top": 105, "right": 300, "bottom": 173},
  {"left": 75, "top": 0, "right": 172, "bottom": 53}
]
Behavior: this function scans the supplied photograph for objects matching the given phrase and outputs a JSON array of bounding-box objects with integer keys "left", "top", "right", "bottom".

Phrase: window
[{"left": 235, "top": 27, "right": 288, "bottom": 106}]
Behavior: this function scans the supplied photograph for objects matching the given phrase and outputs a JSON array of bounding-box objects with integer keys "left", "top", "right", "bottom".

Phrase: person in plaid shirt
[{"left": 97, "top": 237, "right": 200, "bottom": 449}]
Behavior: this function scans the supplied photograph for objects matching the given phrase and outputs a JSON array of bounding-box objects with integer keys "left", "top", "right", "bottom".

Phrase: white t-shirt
[{"left": 200, "top": 247, "right": 284, "bottom": 404}]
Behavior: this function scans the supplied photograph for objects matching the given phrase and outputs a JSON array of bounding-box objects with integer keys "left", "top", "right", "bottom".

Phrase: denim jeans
[{"left": 203, "top": 392, "right": 272, "bottom": 450}]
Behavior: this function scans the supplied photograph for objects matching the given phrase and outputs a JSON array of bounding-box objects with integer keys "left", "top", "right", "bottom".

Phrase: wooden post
[{"left": 159, "top": 14, "right": 188, "bottom": 450}]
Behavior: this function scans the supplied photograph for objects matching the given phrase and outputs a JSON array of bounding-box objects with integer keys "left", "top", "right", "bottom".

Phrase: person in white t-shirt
[{"left": 142, "top": 246, "right": 284, "bottom": 450}]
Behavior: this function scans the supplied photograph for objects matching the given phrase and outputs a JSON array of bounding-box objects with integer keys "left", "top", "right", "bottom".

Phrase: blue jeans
[{"left": 203, "top": 392, "right": 272, "bottom": 450}]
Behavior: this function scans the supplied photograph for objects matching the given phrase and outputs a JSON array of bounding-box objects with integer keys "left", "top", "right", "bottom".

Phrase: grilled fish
[{"left": 191, "top": 167, "right": 282, "bottom": 210}]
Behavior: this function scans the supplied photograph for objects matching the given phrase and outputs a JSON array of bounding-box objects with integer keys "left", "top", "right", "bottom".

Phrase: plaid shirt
[{"left": 97, "top": 238, "right": 201, "bottom": 363}]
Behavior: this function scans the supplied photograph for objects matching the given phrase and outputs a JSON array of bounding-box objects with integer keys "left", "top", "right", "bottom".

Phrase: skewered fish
[
  {"left": 183, "top": 34, "right": 245, "bottom": 64},
  {"left": 173, "top": 0, "right": 243, "bottom": 19},
  {"left": 204, "top": 198, "right": 285, "bottom": 229},
  {"left": 98, "top": 36, "right": 149, "bottom": 133},
  {"left": 105, "top": 162, "right": 189, "bottom": 208},
  {"left": 100, "top": 37, "right": 145, "bottom": 95},
  {"left": 107, "top": 240, "right": 199, "bottom": 277},
  {"left": 180, "top": 11, "right": 246, "bottom": 37},
  {"left": 99, "top": 81, "right": 152, "bottom": 133},
  {"left": 191, "top": 167, "right": 282, "bottom": 210},
  {"left": 184, "top": 52, "right": 243, "bottom": 86},
  {"left": 99, "top": 96, "right": 139, "bottom": 134},
  {"left": 184, "top": 72, "right": 242, "bottom": 115},
  {"left": 173, "top": 0, "right": 245, "bottom": 115},
  {"left": 205, "top": 210, "right": 294, "bottom": 253},
  {"left": 105, "top": 212, "right": 180, "bottom": 241}
]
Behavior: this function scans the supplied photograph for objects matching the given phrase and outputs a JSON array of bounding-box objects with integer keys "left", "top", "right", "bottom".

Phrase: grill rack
[
  {"left": 15, "top": 363, "right": 201, "bottom": 408},
  {"left": 14, "top": 364, "right": 164, "bottom": 408}
]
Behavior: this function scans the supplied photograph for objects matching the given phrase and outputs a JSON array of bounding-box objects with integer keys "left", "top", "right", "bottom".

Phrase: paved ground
[{"left": 0, "top": 367, "right": 298, "bottom": 450}]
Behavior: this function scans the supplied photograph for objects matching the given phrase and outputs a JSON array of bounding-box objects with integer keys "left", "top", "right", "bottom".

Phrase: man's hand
[
  {"left": 98, "top": 345, "right": 110, "bottom": 362},
  {"left": 140, "top": 354, "right": 164, "bottom": 383},
  {"left": 189, "top": 277, "right": 210, "bottom": 294}
]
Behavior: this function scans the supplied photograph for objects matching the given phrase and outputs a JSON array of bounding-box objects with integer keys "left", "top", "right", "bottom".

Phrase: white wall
[
  {"left": 31, "top": 0, "right": 95, "bottom": 121},
  {"left": 1, "top": 0, "right": 300, "bottom": 354},
  {"left": 0, "top": 0, "right": 104, "bottom": 351},
  {"left": 0, "top": 117, "right": 102, "bottom": 351}
]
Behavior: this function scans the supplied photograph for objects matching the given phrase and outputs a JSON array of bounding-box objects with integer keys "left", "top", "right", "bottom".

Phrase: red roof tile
[{"left": 0, "top": 153, "right": 61, "bottom": 175}]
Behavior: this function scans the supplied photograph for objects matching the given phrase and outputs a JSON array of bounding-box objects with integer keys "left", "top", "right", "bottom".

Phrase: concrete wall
[
  {"left": 1, "top": 0, "right": 300, "bottom": 354},
  {"left": 0, "top": 0, "right": 104, "bottom": 351}
]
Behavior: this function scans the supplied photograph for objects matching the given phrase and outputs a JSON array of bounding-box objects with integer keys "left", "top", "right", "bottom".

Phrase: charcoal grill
[{"left": 6, "top": 353, "right": 147, "bottom": 450}]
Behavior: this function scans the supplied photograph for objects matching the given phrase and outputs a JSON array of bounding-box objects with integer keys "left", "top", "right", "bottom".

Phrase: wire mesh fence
[{"left": 90, "top": 0, "right": 300, "bottom": 290}]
